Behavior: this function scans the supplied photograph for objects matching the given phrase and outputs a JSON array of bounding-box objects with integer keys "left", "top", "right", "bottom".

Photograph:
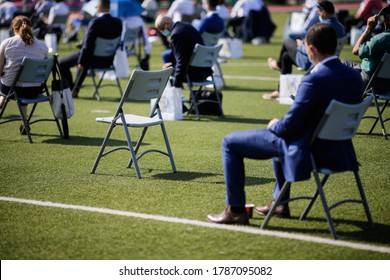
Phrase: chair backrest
[
  {"left": 93, "top": 37, "right": 121, "bottom": 57},
  {"left": 16, "top": 56, "right": 55, "bottom": 84},
  {"left": 313, "top": 95, "right": 374, "bottom": 142},
  {"left": 364, "top": 52, "right": 390, "bottom": 94},
  {"left": 51, "top": 14, "right": 68, "bottom": 26},
  {"left": 201, "top": 31, "right": 225, "bottom": 46},
  {"left": 189, "top": 43, "right": 223, "bottom": 68},
  {"left": 122, "top": 67, "right": 174, "bottom": 102},
  {"left": 335, "top": 36, "right": 347, "bottom": 56},
  {"left": 123, "top": 27, "right": 142, "bottom": 44},
  {"left": 375, "top": 52, "right": 390, "bottom": 80}
]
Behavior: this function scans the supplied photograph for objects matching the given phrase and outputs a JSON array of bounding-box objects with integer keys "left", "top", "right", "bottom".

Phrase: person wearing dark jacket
[
  {"left": 59, "top": 0, "right": 122, "bottom": 98},
  {"left": 155, "top": 14, "right": 212, "bottom": 88}
]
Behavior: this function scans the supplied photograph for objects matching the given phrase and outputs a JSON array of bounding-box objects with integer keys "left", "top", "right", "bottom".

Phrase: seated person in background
[
  {"left": 0, "top": 0, "right": 17, "bottom": 28},
  {"left": 30, "top": 0, "right": 53, "bottom": 29},
  {"left": 167, "top": 0, "right": 195, "bottom": 23},
  {"left": 122, "top": 14, "right": 152, "bottom": 70},
  {"left": 58, "top": 0, "right": 122, "bottom": 98},
  {"left": 193, "top": 0, "right": 225, "bottom": 35},
  {"left": 64, "top": 0, "right": 95, "bottom": 43},
  {"left": 343, "top": 0, "right": 383, "bottom": 34},
  {"left": 155, "top": 14, "right": 212, "bottom": 89},
  {"left": 141, "top": 0, "right": 159, "bottom": 23},
  {"left": 284, "top": 0, "right": 320, "bottom": 40},
  {"left": 207, "top": 23, "right": 364, "bottom": 225},
  {"left": 264, "top": 1, "right": 345, "bottom": 100},
  {"left": 343, "top": 5, "right": 390, "bottom": 90},
  {"left": 227, "top": 0, "right": 263, "bottom": 38},
  {"left": 0, "top": 16, "right": 48, "bottom": 134},
  {"left": 215, "top": 0, "right": 230, "bottom": 22},
  {"left": 36, "top": 0, "right": 69, "bottom": 42}
]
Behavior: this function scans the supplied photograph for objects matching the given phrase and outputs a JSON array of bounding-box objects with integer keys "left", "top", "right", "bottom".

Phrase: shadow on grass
[
  {"left": 152, "top": 170, "right": 274, "bottom": 186},
  {"left": 223, "top": 85, "right": 277, "bottom": 92},
  {"left": 182, "top": 114, "right": 269, "bottom": 125},
  {"left": 43, "top": 135, "right": 145, "bottom": 147},
  {"left": 250, "top": 216, "right": 390, "bottom": 245}
]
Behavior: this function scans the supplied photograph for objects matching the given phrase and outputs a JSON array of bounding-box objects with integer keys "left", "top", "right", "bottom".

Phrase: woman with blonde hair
[{"left": 0, "top": 15, "right": 48, "bottom": 134}]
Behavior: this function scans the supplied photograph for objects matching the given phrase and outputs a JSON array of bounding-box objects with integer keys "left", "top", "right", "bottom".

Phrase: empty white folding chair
[
  {"left": 260, "top": 96, "right": 375, "bottom": 240},
  {"left": 90, "top": 67, "right": 176, "bottom": 179}
]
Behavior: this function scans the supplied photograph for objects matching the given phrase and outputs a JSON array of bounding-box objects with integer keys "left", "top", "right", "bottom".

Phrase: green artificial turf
[{"left": 0, "top": 12, "right": 389, "bottom": 260}]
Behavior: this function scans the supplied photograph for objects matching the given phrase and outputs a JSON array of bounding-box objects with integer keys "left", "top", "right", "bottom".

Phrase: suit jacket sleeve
[
  {"left": 171, "top": 33, "right": 191, "bottom": 88},
  {"left": 78, "top": 18, "right": 99, "bottom": 67},
  {"left": 269, "top": 75, "right": 315, "bottom": 140}
]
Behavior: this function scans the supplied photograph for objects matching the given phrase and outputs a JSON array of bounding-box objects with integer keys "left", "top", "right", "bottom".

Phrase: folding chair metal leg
[
  {"left": 90, "top": 122, "right": 116, "bottom": 174},
  {"left": 300, "top": 174, "right": 330, "bottom": 220},
  {"left": 160, "top": 122, "right": 177, "bottom": 173},
  {"left": 215, "top": 61, "right": 226, "bottom": 88},
  {"left": 260, "top": 181, "right": 291, "bottom": 230},
  {"left": 189, "top": 88, "right": 201, "bottom": 121},
  {"left": 212, "top": 78, "right": 224, "bottom": 118},
  {"left": 311, "top": 157, "right": 338, "bottom": 240},
  {"left": 122, "top": 124, "right": 142, "bottom": 179},
  {"left": 353, "top": 171, "right": 374, "bottom": 229},
  {"left": 92, "top": 70, "right": 104, "bottom": 101},
  {"left": 17, "top": 102, "right": 33, "bottom": 143},
  {"left": 369, "top": 99, "right": 388, "bottom": 139}
]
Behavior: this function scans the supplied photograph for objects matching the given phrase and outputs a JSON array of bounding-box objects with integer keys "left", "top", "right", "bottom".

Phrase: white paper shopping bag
[
  {"left": 279, "top": 74, "right": 303, "bottom": 105},
  {"left": 151, "top": 84, "right": 183, "bottom": 121}
]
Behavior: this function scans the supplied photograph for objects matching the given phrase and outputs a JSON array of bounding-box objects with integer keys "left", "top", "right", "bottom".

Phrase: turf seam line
[{"left": 1, "top": 196, "right": 389, "bottom": 255}]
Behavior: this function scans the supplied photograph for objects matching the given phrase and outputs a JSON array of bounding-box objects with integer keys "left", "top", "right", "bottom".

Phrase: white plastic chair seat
[{"left": 96, "top": 115, "right": 163, "bottom": 127}]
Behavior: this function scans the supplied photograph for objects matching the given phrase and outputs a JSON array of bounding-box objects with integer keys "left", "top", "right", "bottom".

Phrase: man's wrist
[{"left": 365, "top": 28, "right": 372, "bottom": 35}]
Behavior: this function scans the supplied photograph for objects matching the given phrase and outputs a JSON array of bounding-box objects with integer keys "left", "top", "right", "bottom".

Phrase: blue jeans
[{"left": 222, "top": 128, "right": 289, "bottom": 207}]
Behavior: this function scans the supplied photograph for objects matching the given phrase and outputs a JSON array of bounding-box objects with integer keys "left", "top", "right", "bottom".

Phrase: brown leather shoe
[
  {"left": 207, "top": 207, "right": 250, "bottom": 225},
  {"left": 255, "top": 200, "right": 291, "bottom": 218}
]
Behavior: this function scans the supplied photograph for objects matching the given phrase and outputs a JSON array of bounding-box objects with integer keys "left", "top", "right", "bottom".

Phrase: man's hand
[
  {"left": 267, "top": 118, "right": 279, "bottom": 128},
  {"left": 77, "top": 64, "right": 84, "bottom": 72},
  {"left": 366, "top": 15, "right": 379, "bottom": 31}
]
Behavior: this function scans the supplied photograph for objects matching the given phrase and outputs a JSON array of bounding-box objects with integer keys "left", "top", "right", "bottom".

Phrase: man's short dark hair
[
  {"left": 98, "top": 0, "right": 110, "bottom": 10},
  {"left": 305, "top": 23, "right": 337, "bottom": 55}
]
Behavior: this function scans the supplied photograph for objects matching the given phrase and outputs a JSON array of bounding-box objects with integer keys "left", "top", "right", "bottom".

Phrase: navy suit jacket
[
  {"left": 197, "top": 12, "right": 225, "bottom": 34},
  {"left": 78, "top": 13, "right": 123, "bottom": 68},
  {"left": 269, "top": 58, "right": 364, "bottom": 182},
  {"left": 169, "top": 22, "right": 213, "bottom": 87}
]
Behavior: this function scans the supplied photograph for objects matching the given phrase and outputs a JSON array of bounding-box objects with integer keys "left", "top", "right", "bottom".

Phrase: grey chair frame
[
  {"left": 74, "top": 36, "right": 122, "bottom": 101},
  {"left": 186, "top": 43, "right": 224, "bottom": 121},
  {"left": 362, "top": 52, "right": 390, "bottom": 140},
  {"left": 90, "top": 67, "right": 176, "bottom": 179},
  {"left": 122, "top": 26, "right": 144, "bottom": 68},
  {"left": 260, "top": 96, "right": 375, "bottom": 240},
  {"left": 0, "top": 56, "right": 63, "bottom": 143},
  {"left": 202, "top": 31, "right": 227, "bottom": 88}
]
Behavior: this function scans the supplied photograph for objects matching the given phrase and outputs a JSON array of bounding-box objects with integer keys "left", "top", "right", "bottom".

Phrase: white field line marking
[
  {"left": 223, "top": 75, "right": 279, "bottom": 81},
  {"left": 1, "top": 196, "right": 389, "bottom": 255}
]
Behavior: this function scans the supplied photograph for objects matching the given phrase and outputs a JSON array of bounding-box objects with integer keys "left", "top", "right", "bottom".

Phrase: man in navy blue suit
[
  {"left": 207, "top": 23, "right": 364, "bottom": 225},
  {"left": 194, "top": 0, "right": 225, "bottom": 35},
  {"left": 59, "top": 0, "right": 122, "bottom": 98},
  {"left": 155, "top": 14, "right": 212, "bottom": 89}
]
